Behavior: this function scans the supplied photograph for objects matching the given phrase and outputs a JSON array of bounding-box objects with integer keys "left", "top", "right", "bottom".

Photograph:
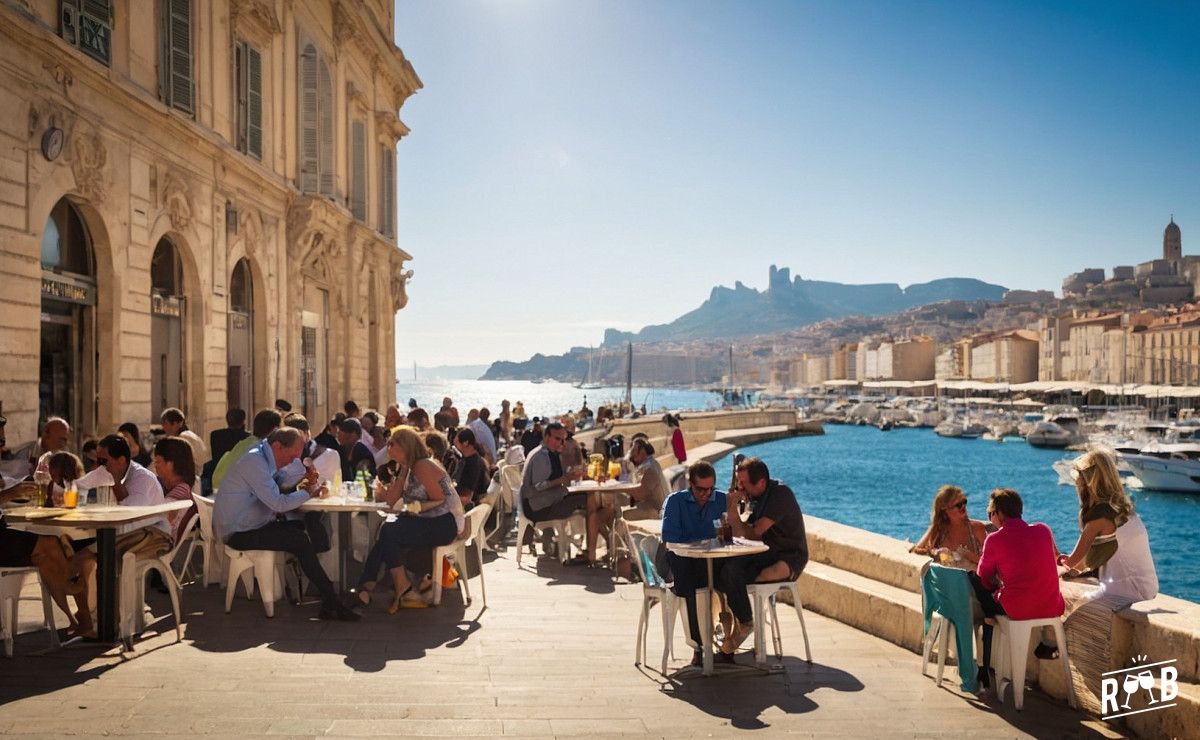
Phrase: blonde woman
[
  {"left": 909, "top": 485, "right": 989, "bottom": 570},
  {"left": 1037, "top": 449, "right": 1157, "bottom": 669},
  {"left": 352, "top": 427, "right": 464, "bottom": 612}
]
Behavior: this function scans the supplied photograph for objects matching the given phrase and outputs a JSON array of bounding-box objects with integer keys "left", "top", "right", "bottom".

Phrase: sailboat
[{"left": 577, "top": 347, "right": 604, "bottom": 389}]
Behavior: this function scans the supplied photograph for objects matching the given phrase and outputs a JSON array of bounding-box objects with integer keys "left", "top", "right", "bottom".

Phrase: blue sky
[{"left": 392, "top": 0, "right": 1200, "bottom": 367}]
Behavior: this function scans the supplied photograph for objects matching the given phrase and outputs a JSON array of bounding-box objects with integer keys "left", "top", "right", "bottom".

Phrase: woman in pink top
[{"left": 152, "top": 437, "right": 196, "bottom": 546}]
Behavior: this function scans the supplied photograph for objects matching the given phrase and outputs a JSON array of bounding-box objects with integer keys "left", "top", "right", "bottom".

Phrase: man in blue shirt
[
  {"left": 661, "top": 460, "right": 727, "bottom": 666},
  {"left": 214, "top": 427, "right": 358, "bottom": 621}
]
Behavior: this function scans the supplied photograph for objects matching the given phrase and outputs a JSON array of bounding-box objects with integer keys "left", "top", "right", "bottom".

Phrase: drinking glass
[
  {"left": 1121, "top": 672, "right": 1141, "bottom": 709},
  {"left": 63, "top": 487, "right": 78, "bottom": 509}
]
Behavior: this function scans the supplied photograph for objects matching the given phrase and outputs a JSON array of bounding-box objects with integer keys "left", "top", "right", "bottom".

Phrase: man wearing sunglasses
[{"left": 519, "top": 421, "right": 588, "bottom": 560}]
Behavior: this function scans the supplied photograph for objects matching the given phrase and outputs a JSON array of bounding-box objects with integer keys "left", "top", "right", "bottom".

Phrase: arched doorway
[
  {"left": 150, "top": 237, "right": 185, "bottom": 417},
  {"left": 227, "top": 259, "right": 255, "bottom": 413},
  {"left": 40, "top": 199, "right": 97, "bottom": 431}
]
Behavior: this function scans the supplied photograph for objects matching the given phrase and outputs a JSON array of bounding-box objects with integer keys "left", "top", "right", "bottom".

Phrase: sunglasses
[{"left": 950, "top": 500, "right": 967, "bottom": 511}]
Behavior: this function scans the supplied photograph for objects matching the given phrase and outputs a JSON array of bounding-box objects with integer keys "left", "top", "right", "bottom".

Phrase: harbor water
[{"left": 713, "top": 423, "right": 1199, "bottom": 603}]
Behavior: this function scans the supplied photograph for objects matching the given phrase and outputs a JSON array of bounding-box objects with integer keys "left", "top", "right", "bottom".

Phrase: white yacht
[
  {"left": 1118, "top": 442, "right": 1200, "bottom": 493},
  {"left": 1026, "top": 421, "right": 1074, "bottom": 448}
]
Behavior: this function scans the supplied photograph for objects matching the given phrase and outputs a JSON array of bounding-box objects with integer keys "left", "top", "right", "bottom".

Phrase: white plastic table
[{"left": 298, "top": 496, "right": 389, "bottom": 586}]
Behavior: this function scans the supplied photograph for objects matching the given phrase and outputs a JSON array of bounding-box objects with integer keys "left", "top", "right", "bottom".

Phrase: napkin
[{"left": 75, "top": 466, "right": 116, "bottom": 489}]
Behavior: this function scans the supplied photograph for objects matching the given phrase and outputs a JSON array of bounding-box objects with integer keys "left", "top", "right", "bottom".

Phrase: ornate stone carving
[
  {"left": 375, "top": 111, "right": 410, "bottom": 142},
  {"left": 389, "top": 258, "right": 413, "bottom": 312},
  {"left": 333, "top": 2, "right": 360, "bottom": 46},
  {"left": 161, "top": 169, "right": 194, "bottom": 232},
  {"left": 239, "top": 208, "right": 264, "bottom": 257},
  {"left": 231, "top": 0, "right": 281, "bottom": 41},
  {"left": 286, "top": 197, "right": 342, "bottom": 283},
  {"left": 69, "top": 125, "right": 109, "bottom": 203},
  {"left": 28, "top": 99, "right": 75, "bottom": 141},
  {"left": 42, "top": 62, "right": 74, "bottom": 97},
  {"left": 346, "top": 81, "right": 369, "bottom": 109}
]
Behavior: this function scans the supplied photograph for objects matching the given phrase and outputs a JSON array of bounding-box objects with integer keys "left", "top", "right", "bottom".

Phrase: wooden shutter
[
  {"left": 247, "top": 46, "right": 263, "bottom": 159},
  {"left": 78, "top": 0, "right": 112, "bottom": 64},
  {"left": 350, "top": 120, "right": 366, "bottom": 220},
  {"left": 299, "top": 44, "right": 318, "bottom": 192},
  {"left": 379, "top": 145, "right": 394, "bottom": 237},
  {"left": 317, "top": 58, "right": 334, "bottom": 197},
  {"left": 235, "top": 44, "right": 248, "bottom": 152},
  {"left": 162, "top": 0, "right": 193, "bottom": 114}
]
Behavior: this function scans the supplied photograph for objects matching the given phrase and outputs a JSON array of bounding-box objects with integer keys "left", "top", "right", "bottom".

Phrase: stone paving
[{"left": 1, "top": 547, "right": 1127, "bottom": 738}]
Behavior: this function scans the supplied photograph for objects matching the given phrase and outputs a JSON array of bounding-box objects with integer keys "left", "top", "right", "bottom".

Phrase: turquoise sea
[{"left": 713, "top": 424, "right": 1199, "bottom": 603}]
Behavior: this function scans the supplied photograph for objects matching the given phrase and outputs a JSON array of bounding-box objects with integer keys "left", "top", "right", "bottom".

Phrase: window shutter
[
  {"left": 350, "top": 121, "right": 366, "bottom": 220},
  {"left": 163, "top": 0, "right": 193, "bottom": 114},
  {"left": 299, "top": 44, "right": 319, "bottom": 193},
  {"left": 235, "top": 43, "right": 248, "bottom": 152},
  {"left": 380, "top": 145, "right": 395, "bottom": 238},
  {"left": 78, "top": 0, "right": 112, "bottom": 64},
  {"left": 317, "top": 58, "right": 334, "bottom": 197},
  {"left": 247, "top": 46, "right": 263, "bottom": 159}
]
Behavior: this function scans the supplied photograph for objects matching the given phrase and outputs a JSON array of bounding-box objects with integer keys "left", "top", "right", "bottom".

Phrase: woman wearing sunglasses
[{"left": 910, "top": 485, "right": 989, "bottom": 570}]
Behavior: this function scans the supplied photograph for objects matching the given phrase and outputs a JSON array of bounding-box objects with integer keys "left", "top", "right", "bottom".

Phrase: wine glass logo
[
  {"left": 1120, "top": 672, "right": 1140, "bottom": 710},
  {"left": 1138, "top": 669, "right": 1159, "bottom": 705}
]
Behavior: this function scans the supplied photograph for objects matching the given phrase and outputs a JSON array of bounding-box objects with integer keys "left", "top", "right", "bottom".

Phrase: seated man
[
  {"left": 335, "top": 418, "right": 376, "bottom": 481},
  {"left": 95, "top": 434, "right": 172, "bottom": 558},
  {"left": 973, "top": 487, "right": 1064, "bottom": 679},
  {"left": 212, "top": 408, "right": 283, "bottom": 490},
  {"left": 623, "top": 437, "right": 668, "bottom": 521},
  {"left": 160, "top": 407, "right": 210, "bottom": 469},
  {"left": 213, "top": 428, "right": 358, "bottom": 621},
  {"left": 718, "top": 457, "right": 808, "bottom": 659},
  {"left": 519, "top": 422, "right": 590, "bottom": 561},
  {"left": 451, "top": 427, "right": 489, "bottom": 510},
  {"left": 661, "top": 461, "right": 728, "bottom": 667}
]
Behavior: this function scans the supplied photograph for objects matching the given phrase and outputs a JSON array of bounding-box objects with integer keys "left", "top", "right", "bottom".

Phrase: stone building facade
[{"left": 0, "top": 0, "right": 419, "bottom": 446}]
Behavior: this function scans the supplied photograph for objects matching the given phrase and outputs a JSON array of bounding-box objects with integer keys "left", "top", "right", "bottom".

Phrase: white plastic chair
[
  {"left": 994, "top": 615, "right": 1077, "bottom": 710},
  {"left": 431, "top": 503, "right": 492, "bottom": 607},
  {"left": 746, "top": 578, "right": 812, "bottom": 665},
  {"left": 618, "top": 520, "right": 696, "bottom": 674},
  {"left": 0, "top": 567, "right": 60, "bottom": 657},
  {"left": 223, "top": 546, "right": 292, "bottom": 618},
  {"left": 190, "top": 493, "right": 227, "bottom": 586},
  {"left": 118, "top": 517, "right": 195, "bottom": 645},
  {"left": 516, "top": 497, "right": 585, "bottom": 568},
  {"left": 482, "top": 464, "right": 519, "bottom": 549}
]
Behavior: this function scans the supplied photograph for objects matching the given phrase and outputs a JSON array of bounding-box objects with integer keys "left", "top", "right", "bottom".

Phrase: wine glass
[
  {"left": 1121, "top": 672, "right": 1141, "bottom": 709},
  {"left": 1137, "top": 670, "right": 1158, "bottom": 704}
]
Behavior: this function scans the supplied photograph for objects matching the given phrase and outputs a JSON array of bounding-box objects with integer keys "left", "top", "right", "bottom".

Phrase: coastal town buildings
[{"left": 0, "top": 0, "right": 419, "bottom": 446}]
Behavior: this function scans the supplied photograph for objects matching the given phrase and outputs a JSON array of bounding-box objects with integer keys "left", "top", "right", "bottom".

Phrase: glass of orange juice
[
  {"left": 608, "top": 461, "right": 621, "bottom": 480},
  {"left": 63, "top": 485, "right": 79, "bottom": 509}
]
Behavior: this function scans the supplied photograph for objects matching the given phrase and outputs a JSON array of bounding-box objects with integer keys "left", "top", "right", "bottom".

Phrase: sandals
[{"left": 349, "top": 588, "right": 372, "bottom": 608}]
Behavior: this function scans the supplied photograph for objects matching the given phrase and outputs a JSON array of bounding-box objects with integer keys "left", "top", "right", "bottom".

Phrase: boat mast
[{"left": 625, "top": 341, "right": 633, "bottom": 411}]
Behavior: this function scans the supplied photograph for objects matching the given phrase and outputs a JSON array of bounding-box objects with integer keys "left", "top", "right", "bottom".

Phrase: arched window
[
  {"left": 41, "top": 199, "right": 94, "bottom": 275},
  {"left": 299, "top": 42, "right": 334, "bottom": 196}
]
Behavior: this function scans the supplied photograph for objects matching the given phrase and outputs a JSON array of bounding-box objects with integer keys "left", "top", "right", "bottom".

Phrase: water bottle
[{"left": 359, "top": 470, "right": 371, "bottom": 501}]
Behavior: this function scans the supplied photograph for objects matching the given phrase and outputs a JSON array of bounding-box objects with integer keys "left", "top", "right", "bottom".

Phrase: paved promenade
[{"left": 2, "top": 549, "right": 1123, "bottom": 738}]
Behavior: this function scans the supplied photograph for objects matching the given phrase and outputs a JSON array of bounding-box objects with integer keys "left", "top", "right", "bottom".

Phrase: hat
[
  {"left": 408, "top": 398, "right": 418, "bottom": 409},
  {"left": 275, "top": 398, "right": 293, "bottom": 412}
]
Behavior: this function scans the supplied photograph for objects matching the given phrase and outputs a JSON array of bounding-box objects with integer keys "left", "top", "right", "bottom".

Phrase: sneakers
[{"left": 721, "top": 619, "right": 754, "bottom": 654}]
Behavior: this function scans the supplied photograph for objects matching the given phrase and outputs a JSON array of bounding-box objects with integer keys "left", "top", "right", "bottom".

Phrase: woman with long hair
[
  {"left": 1041, "top": 449, "right": 1157, "bottom": 707},
  {"left": 909, "top": 484, "right": 989, "bottom": 570},
  {"left": 152, "top": 436, "right": 197, "bottom": 545},
  {"left": 352, "top": 427, "right": 464, "bottom": 612}
]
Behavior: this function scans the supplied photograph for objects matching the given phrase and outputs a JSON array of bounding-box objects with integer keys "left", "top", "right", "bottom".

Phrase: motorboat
[
  {"left": 1026, "top": 421, "right": 1074, "bottom": 448},
  {"left": 1118, "top": 442, "right": 1200, "bottom": 493},
  {"left": 934, "top": 419, "right": 988, "bottom": 439}
]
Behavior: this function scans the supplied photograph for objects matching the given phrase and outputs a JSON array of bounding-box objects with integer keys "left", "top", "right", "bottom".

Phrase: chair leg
[
  {"left": 769, "top": 597, "right": 783, "bottom": 660},
  {"left": 256, "top": 561, "right": 277, "bottom": 618},
  {"left": 516, "top": 519, "right": 529, "bottom": 567},
  {"left": 3, "top": 594, "right": 16, "bottom": 657},
  {"left": 38, "top": 581, "right": 60, "bottom": 649},
  {"left": 224, "top": 562, "right": 243, "bottom": 613},
  {"left": 752, "top": 591, "right": 767, "bottom": 665},
  {"left": 457, "top": 549, "right": 471, "bottom": 607},
  {"left": 922, "top": 617, "right": 938, "bottom": 678},
  {"left": 635, "top": 596, "right": 648, "bottom": 666},
  {"left": 163, "top": 564, "right": 183, "bottom": 642},
  {"left": 475, "top": 540, "right": 487, "bottom": 608},
  {"left": 936, "top": 618, "right": 953, "bottom": 687},
  {"left": 1010, "top": 622, "right": 1031, "bottom": 710},
  {"left": 660, "top": 595, "right": 673, "bottom": 674},
  {"left": 790, "top": 586, "right": 812, "bottom": 663},
  {"left": 431, "top": 554, "right": 445, "bottom": 606},
  {"left": 1053, "top": 622, "right": 1077, "bottom": 709}
]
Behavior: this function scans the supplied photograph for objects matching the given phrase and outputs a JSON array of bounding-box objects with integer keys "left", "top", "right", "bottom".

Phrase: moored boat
[{"left": 1118, "top": 442, "right": 1200, "bottom": 493}]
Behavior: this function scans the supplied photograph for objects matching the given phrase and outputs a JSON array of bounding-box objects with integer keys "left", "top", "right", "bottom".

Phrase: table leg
[
  {"left": 703, "top": 559, "right": 715, "bottom": 676},
  {"left": 96, "top": 528, "right": 117, "bottom": 644},
  {"left": 337, "top": 512, "right": 351, "bottom": 588}
]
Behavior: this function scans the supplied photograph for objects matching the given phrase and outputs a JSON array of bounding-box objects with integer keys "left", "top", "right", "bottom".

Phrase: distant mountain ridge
[{"left": 601, "top": 265, "right": 1008, "bottom": 345}]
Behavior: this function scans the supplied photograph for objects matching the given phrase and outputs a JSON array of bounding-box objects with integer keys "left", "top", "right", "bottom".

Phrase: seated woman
[
  {"left": 353, "top": 427, "right": 465, "bottom": 611},
  {"left": 0, "top": 477, "right": 93, "bottom": 638},
  {"left": 152, "top": 437, "right": 197, "bottom": 546},
  {"left": 1042, "top": 450, "right": 1157, "bottom": 707},
  {"left": 909, "top": 485, "right": 988, "bottom": 570}
]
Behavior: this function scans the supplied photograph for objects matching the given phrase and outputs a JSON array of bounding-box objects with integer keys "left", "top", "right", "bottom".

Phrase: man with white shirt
[
  {"left": 161, "top": 407, "right": 210, "bottom": 469},
  {"left": 95, "top": 434, "right": 171, "bottom": 557}
]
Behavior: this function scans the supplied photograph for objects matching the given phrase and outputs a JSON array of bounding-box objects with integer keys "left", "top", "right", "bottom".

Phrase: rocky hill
[{"left": 600, "top": 266, "right": 1007, "bottom": 345}]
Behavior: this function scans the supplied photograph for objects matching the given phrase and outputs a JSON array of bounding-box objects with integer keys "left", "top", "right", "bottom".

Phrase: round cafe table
[
  {"left": 567, "top": 480, "right": 640, "bottom": 570},
  {"left": 667, "top": 537, "right": 768, "bottom": 676}
]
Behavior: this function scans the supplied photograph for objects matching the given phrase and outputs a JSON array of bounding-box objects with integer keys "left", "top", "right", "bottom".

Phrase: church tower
[{"left": 1164, "top": 217, "right": 1182, "bottom": 260}]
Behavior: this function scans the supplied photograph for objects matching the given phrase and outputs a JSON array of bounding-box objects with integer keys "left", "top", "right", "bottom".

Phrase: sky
[{"left": 391, "top": 0, "right": 1200, "bottom": 368}]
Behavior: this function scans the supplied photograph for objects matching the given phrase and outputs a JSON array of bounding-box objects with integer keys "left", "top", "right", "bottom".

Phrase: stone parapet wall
[{"left": 800, "top": 514, "right": 1200, "bottom": 738}]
